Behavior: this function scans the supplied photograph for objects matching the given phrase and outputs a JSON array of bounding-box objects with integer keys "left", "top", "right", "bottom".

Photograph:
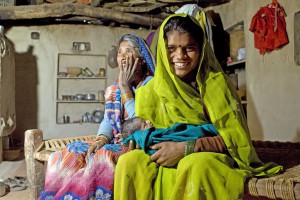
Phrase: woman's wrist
[
  {"left": 194, "top": 136, "right": 226, "bottom": 153},
  {"left": 120, "top": 85, "right": 131, "bottom": 94},
  {"left": 94, "top": 140, "right": 105, "bottom": 146},
  {"left": 96, "top": 135, "right": 109, "bottom": 144},
  {"left": 184, "top": 140, "right": 196, "bottom": 157},
  {"left": 121, "top": 91, "right": 134, "bottom": 104}
]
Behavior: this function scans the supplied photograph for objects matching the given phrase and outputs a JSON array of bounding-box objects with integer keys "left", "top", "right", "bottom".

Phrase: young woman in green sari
[{"left": 114, "top": 14, "right": 282, "bottom": 200}]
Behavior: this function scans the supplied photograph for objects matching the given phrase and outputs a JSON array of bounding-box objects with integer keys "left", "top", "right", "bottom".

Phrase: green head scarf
[{"left": 136, "top": 14, "right": 282, "bottom": 175}]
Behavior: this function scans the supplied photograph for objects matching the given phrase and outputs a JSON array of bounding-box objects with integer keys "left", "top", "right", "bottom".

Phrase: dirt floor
[{"left": 0, "top": 150, "right": 30, "bottom": 199}]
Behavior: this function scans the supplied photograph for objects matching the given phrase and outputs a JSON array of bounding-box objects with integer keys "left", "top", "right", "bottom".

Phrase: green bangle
[{"left": 184, "top": 140, "right": 196, "bottom": 157}]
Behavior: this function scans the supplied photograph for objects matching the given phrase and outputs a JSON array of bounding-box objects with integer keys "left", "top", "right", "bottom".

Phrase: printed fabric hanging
[{"left": 249, "top": 0, "right": 288, "bottom": 54}]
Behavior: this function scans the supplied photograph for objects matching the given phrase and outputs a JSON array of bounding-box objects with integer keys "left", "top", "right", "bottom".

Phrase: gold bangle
[
  {"left": 93, "top": 140, "right": 105, "bottom": 146},
  {"left": 96, "top": 135, "right": 109, "bottom": 144},
  {"left": 121, "top": 92, "right": 134, "bottom": 104}
]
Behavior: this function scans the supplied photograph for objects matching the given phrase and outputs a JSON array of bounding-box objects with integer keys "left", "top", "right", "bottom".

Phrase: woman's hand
[
  {"left": 150, "top": 141, "right": 185, "bottom": 167},
  {"left": 118, "top": 55, "right": 140, "bottom": 92},
  {"left": 85, "top": 141, "right": 105, "bottom": 163}
]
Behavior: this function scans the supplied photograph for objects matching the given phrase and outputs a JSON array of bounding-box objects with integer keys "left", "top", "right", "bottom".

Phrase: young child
[
  {"left": 114, "top": 117, "right": 153, "bottom": 144},
  {"left": 117, "top": 117, "right": 219, "bottom": 155}
]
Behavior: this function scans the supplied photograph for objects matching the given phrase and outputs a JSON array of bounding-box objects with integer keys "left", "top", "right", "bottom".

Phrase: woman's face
[
  {"left": 117, "top": 41, "right": 141, "bottom": 69},
  {"left": 165, "top": 30, "right": 200, "bottom": 79}
]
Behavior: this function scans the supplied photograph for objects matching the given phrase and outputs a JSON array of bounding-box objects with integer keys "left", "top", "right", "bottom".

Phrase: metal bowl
[
  {"left": 75, "top": 94, "right": 84, "bottom": 100},
  {"left": 84, "top": 94, "right": 96, "bottom": 100}
]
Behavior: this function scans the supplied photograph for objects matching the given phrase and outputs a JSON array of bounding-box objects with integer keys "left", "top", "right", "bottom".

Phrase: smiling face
[
  {"left": 117, "top": 39, "right": 146, "bottom": 86},
  {"left": 165, "top": 30, "right": 200, "bottom": 80},
  {"left": 117, "top": 40, "right": 140, "bottom": 69}
]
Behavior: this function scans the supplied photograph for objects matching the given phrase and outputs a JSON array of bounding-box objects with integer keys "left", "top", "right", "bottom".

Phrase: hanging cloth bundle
[{"left": 249, "top": 0, "right": 288, "bottom": 54}]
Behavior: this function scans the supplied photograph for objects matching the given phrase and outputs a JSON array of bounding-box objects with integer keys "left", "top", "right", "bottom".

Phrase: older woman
[
  {"left": 114, "top": 15, "right": 282, "bottom": 200},
  {"left": 39, "top": 34, "right": 155, "bottom": 200}
]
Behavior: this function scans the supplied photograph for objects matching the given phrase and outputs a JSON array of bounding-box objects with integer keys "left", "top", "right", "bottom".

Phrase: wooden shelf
[{"left": 227, "top": 59, "right": 245, "bottom": 67}]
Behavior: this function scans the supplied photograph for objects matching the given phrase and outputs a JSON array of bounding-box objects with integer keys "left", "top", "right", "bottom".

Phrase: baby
[
  {"left": 117, "top": 117, "right": 219, "bottom": 155},
  {"left": 114, "top": 117, "right": 153, "bottom": 144}
]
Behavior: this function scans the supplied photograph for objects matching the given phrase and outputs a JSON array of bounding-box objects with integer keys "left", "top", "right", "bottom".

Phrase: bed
[{"left": 24, "top": 129, "right": 300, "bottom": 200}]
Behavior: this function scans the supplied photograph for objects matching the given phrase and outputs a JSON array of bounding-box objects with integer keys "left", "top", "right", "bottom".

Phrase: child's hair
[{"left": 122, "top": 117, "right": 142, "bottom": 139}]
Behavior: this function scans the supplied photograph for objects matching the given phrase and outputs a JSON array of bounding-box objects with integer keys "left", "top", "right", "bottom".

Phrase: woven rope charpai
[
  {"left": 248, "top": 178, "right": 259, "bottom": 197},
  {"left": 276, "top": 165, "right": 300, "bottom": 200},
  {"left": 266, "top": 179, "right": 276, "bottom": 199},
  {"left": 44, "top": 135, "right": 97, "bottom": 151},
  {"left": 279, "top": 179, "right": 295, "bottom": 200},
  {"left": 248, "top": 165, "right": 300, "bottom": 200}
]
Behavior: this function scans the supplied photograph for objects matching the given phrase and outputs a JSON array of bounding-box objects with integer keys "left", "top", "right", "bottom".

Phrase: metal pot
[
  {"left": 92, "top": 109, "right": 104, "bottom": 123},
  {"left": 82, "top": 112, "right": 92, "bottom": 123},
  {"left": 84, "top": 94, "right": 96, "bottom": 100},
  {"left": 75, "top": 94, "right": 84, "bottom": 100}
]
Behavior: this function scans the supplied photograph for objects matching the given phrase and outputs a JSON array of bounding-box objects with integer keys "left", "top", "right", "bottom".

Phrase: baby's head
[{"left": 122, "top": 117, "right": 153, "bottom": 139}]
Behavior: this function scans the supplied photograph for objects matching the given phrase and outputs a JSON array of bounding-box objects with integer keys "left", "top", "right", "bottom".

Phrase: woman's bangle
[
  {"left": 121, "top": 92, "right": 134, "bottom": 104},
  {"left": 94, "top": 140, "right": 105, "bottom": 146},
  {"left": 184, "top": 140, "right": 196, "bottom": 157},
  {"left": 96, "top": 135, "right": 109, "bottom": 144}
]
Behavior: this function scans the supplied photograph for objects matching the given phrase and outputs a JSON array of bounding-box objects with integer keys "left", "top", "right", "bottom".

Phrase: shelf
[
  {"left": 57, "top": 122, "right": 101, "bottom": 125},
  {"left": 56, "top": 53, "right": 107, "bottom": 124},
  {"left": 56, "top": 100, "right": 105, "bottom": 103},
  {"left": 57, "top": 77, "right": 107, "bottom": 79},
  {"left": 227, "top": 59, "right": 245, "bottom": 67}
]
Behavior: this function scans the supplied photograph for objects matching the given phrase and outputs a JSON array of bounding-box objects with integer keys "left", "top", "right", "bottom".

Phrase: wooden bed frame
[{"left": 24, "top": 129, "right": 300, "bottom": 200}]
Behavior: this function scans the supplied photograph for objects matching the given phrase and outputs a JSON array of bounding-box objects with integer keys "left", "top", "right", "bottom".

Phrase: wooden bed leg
[{"left": 24, "top": 129, "right": 45, "bottom": 200}]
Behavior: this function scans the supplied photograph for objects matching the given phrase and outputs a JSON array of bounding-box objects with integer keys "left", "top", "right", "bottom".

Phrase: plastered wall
[
  {"left": 5, "top": 24, "right": 152, "bottom": 141},
  {"left": 4, "top": 0, "right": 300, "bottom": 143},
  {"left": 211, "top": 0, "right": 300, "bottom": 142}
]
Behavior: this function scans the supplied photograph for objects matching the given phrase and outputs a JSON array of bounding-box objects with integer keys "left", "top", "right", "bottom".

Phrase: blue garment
[
  {"left": 97, "top": 34, "right": 155, "bottom": 141},
  {"left": 97, "top": 76, "right": 153, "bottom": 140},
  {"left": 123, "top": 123, "right": 219, "bottom": 155}
]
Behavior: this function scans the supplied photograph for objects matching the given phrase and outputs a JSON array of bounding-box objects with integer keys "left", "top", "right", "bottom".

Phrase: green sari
[{"left": 114, "top": 14, "right": 282, "bottom": 200}]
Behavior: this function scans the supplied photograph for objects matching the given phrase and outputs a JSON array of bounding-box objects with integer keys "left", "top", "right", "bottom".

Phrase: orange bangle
[
  {"left": 121, "top": 92, "right": 134, "bottom": 104},
  {"left": 96, "top": 135, "right": 109, "bottom": 144}
]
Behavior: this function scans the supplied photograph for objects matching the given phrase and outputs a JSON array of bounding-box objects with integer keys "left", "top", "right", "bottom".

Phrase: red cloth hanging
[{"left": 249, "top": 0, "right": 289, "bottom": 54}]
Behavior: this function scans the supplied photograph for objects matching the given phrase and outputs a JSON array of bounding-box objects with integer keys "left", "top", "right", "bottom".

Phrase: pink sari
[{"left": 39, "top": 141, "right": 130, "bottom": 200}]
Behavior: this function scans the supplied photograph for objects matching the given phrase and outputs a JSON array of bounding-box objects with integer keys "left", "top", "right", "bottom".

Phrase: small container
[
  {"left": 98, "top": 90, "right": 105, "bottom": 101},
  {"left": 99, "top": 68, "right": 106, "bottom": 77},
  {"left": 84, "top": 93, "right": 96, "bottom": 100},
  {"left": 92, "top": 109, "right": 104, "bottom": 123},
  {"left": 79, "top": 43, "right": 86, "bottom": 51},
  {"left": 82, "top": 112, "right": 91, "bottom": 122},
  {"left": 75, "top": 94, "right": 84, "bottom": 100},
  {"left": 63, "top": 115, "right": 70, "bottom": 123},
  {"left": 84, "top": 67, "right": 94, "bottom": 77}
]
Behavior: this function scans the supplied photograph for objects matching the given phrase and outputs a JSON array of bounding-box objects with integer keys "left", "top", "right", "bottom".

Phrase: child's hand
[{"left": 114, "top": 133, "right": 123, "bottom": 144}]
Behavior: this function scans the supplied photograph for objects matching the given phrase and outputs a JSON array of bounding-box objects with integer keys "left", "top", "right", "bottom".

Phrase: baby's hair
[{"left": 122, "top": 117, "right": 142, "bottom": 139}]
